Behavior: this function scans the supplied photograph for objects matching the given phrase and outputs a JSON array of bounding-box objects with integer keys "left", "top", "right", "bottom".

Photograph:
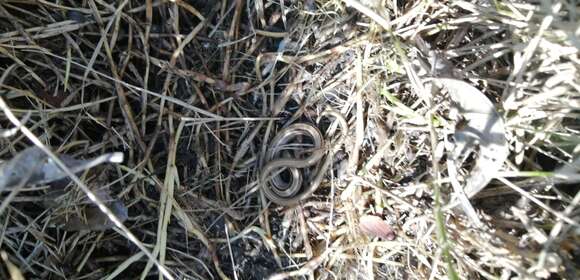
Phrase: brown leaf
[{"left": 359, "top": 215, "right": 395, "bottom": 240}]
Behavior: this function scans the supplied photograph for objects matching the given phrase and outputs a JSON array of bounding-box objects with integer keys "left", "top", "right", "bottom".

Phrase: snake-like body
[{"left": 260, "top": 109, "right": 347, "bottom": 205}]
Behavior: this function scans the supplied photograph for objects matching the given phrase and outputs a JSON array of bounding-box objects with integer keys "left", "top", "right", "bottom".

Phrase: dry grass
[{"left": 0, "top": 0, "right": 579, "bottom": 279}]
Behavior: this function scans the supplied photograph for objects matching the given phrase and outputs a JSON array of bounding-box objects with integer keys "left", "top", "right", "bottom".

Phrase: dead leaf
[
  {"left": 359, "top": 215, "right": 396, "bottom": 240},
  {"left": 0, "top": 147, "right": 127, "bottom": 231},
  {"left": 0, "top": 147, "right": 123, "bottom": 191},
  {"left": 440, "top": 78, "right": 509, "bottom": 198}
]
